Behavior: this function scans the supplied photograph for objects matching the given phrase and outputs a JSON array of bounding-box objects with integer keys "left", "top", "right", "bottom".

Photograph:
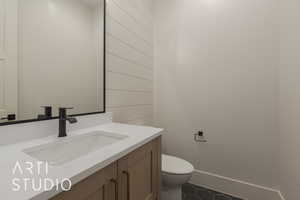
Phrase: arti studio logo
[{"left": 12, "top": 161, "right": 72, "bottom": 192}]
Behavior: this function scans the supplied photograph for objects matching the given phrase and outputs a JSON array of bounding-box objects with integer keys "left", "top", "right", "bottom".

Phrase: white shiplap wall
[{"left": 106, "top": 0, "right": 154, "bottom": 125}]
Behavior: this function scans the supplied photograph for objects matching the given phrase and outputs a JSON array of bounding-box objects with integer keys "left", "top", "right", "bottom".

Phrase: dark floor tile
[
  {"left": 182, "top": 183, "right": 243, "bottom": 200},
  {"left": 214, "top": 193, "right": 233, "bottom": 200},
  {"left": 195, "top": 187, "right": 213, "bottom": 200}
]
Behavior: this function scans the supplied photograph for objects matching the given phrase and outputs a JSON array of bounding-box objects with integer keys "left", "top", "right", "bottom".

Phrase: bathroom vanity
[
  {"left": 0, "top": 117, "right": 163, "bottom": 200},
  {"left": 51, "top": 136, "right": 161, "bottom": 200},
  {"left": 0, "top": 0, "right": 162, "bottom": 199}
]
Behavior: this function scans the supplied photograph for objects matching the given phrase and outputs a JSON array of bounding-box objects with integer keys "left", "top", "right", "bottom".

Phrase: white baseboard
[
  {"left": 189, "top": 169, "right": 284, "bottom": 200},
  {"left": 278, "top": 191, "right": 286, "bottom": 200}
]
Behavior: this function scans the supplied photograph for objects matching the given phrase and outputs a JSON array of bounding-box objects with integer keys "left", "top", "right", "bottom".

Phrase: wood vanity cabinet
[
  {"left": 51, "top": 163, "right": 117, "bottom": 200},
  {"left": 50, "top": 137, "right": 161, "bottom": 200},
  {"left": 117, "top": 137, "right": 161, "bottom": 200}
]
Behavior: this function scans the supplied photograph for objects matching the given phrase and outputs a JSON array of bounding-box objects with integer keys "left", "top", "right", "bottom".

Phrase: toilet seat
[{"left": 162, "top": 154, "right": 194, "bottom": 175}]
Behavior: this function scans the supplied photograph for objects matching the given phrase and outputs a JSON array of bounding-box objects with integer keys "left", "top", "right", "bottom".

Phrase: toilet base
[{"left": 161, "top": 186, "right": 182, "bottom": 200}]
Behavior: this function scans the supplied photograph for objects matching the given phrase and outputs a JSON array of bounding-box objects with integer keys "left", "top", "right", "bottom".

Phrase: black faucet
[{"left": 58, "top": 107, "right": 78, "bottom": 137}]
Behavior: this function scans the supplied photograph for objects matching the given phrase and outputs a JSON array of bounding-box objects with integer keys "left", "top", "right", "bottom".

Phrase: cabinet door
[
  {"left": 50, "top": 163, "right": 117, "bottom": 200},
  {"left": 118, "top": 137, "right": 161, "bottom": 200}
]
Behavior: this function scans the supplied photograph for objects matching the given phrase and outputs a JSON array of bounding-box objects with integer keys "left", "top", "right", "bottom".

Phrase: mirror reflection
[{"left": 0, "top": 0, "right": 105, "bottom": 123}]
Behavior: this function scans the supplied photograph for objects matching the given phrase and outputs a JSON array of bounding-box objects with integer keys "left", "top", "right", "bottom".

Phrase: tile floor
[{"left": 182, "top": 183, "right": 243, "bottom": 200}]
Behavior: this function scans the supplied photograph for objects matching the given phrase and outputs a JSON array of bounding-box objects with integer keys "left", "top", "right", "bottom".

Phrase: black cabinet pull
[
  {"left": 110, "top": 179, "right": 118, "bottom": 200},
  {"left": 122, "top": 171, "right": 130, "bottom": 200}
]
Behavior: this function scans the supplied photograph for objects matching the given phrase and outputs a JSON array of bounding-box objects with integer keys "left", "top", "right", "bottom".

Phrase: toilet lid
[{"left": 162, "top": 154, "right": 194, "bottom": 175}]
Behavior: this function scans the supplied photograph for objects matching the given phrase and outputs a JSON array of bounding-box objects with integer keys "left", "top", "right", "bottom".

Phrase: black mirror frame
[{"left": 0, "top": 0, "right": 106, "bottom": 127}]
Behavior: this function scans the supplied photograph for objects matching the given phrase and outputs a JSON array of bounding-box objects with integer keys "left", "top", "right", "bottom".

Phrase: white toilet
[{"left": 161, "top": 154, "right": 194, "bottom": 200}]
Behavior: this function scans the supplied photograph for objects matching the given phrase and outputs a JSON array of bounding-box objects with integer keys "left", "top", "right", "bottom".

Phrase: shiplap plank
[
  {"left": 107, "top": 54, "right": 153, "bottom": 80},
  {"left": 107, "top": 105, "right": 153, "bottom": 125},
  {"left": 112, "top": 0, "right": 153, "bottom": 31},
  {"left": 126, "top": 117, "right": 153, "bottom": 126},
  {"left": 107, "top": 90, "right": 152, "bottom": 108},
  {"left": 107, "top": 1, "right": 152, "bottom": 45},
  {"left": 107, "top": 72, "right": 153, "bottom": 91},
  {"left": 107, "top": 16, "right": 153, "bottom": 57},
  {"left": 107, "top": 35, "right": 152, "bottom": 68}
]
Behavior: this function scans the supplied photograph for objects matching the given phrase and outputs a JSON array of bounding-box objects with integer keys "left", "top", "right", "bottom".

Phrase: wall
[
  {"left": 0, "top": 0, "right": 4, "bottom": 115},
  {"left": 106, "top": 0, "right": 154, "bottom": 125},
  {"left": 279, "top": 0, "right": 300, "bottom": 199},
  {"left": 0, "top": 0, "right": 5, "bottom": 116},
  {"left": 154, "top": 0, "right": 280, "bottom": 196},
  {"left": 0, "top": 0, "right": 18, "bottom": 120}
]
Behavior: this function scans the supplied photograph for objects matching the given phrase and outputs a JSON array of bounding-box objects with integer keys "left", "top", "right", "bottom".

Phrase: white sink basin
[{"left": 23, "top": 131, "right": 128, "bottom": 166}]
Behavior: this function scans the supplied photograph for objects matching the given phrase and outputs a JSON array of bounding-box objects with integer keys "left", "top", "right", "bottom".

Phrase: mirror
[{"left": 0, "top": 0, "right": 105, "bottom": 125}]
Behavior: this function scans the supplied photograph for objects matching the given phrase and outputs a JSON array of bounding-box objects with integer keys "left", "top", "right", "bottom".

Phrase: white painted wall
[
  {"left": 18, "top": 0, "right": 104, "bottom": 119},
  {"left": 106, "top": 0, "right": 154, "bottom": 125},
  {"left": 154, "top": 0, "right": 280, "bottom": 192},
  {"left": 0, "top": 0, "right": 5, "bottom": 116},
  {"left": 0, "top": 0, "right": 18, "bottom": 120},
  {"left": 279, "top": 0, "right": 300, "bottom": 199}
]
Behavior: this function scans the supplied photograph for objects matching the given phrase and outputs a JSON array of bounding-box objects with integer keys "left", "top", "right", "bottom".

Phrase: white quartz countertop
[{"left": 0, "top": 123, "right": 162, "bottom": 200}]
